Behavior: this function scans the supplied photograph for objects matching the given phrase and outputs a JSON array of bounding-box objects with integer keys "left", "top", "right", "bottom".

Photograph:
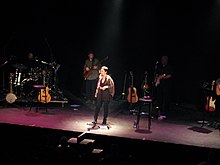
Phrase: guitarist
[
  {"left": 210, "top": 78, "right": 220, "bottom": 128},
  {"left": 83, "top": 51, "right": 101, "bottom": 104},
  {"left": 154, "top": 56, "right": 173, "bottom": 118}
]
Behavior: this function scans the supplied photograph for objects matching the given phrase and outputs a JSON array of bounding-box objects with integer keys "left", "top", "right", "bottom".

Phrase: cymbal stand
[
  {"left": 121, "top": 71, "right": 127, "bottom": 100},
  {"left": 1, "top": 32, "right": 15, "bottom": 93},
  {"left": 50, "top": 63, "right": 62, "bottom": 99}
]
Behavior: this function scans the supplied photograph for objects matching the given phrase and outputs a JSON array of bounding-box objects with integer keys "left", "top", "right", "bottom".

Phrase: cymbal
[{"left": 12, "top": 63, "right": 27, "bottom": 70}]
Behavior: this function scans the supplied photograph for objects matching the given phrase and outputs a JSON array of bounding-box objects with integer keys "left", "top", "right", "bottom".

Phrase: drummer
[
  {"left": 23, "top": 52, "right": 42, "bottom": 81},
  {"left": 24, "top": 52, "right": 39, "bottom": 70}
]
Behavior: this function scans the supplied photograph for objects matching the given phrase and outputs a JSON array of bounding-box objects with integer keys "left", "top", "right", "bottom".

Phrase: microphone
[{"left": 156, "top": 61, "right": 159, "bottom": 64}]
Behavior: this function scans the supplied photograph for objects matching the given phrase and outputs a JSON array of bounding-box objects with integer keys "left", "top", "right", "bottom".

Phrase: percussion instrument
[{"left": 6, "top": 73, "right": 17, "bottom": 104}]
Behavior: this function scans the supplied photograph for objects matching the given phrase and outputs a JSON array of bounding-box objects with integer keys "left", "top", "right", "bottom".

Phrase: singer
[{"left": 92, "top": 66, "right": 115, "bottom": 125}]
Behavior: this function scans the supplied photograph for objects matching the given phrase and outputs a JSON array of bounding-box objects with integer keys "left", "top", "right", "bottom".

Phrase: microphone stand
[
  {"left": 45, "top": 37, "right": 62, "bottom": 100},
  {"left": 45, "top": 37, "right": 54, "bottom": 87},
  {"left": 121, "top": 71, "right": 127, "bottom": 100},
  {"left": 152, "top": 61, "right": 158, "bottom": 97}
]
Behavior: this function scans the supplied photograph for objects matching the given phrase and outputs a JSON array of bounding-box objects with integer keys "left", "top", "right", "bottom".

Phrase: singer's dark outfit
[{"left": 93, "top": 75, "right": 115, "bottom": 125}]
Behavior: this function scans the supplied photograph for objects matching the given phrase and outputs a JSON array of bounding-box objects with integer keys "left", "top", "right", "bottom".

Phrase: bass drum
[{"left": 21, "top": 79, "right": 36, "bottom": 96}]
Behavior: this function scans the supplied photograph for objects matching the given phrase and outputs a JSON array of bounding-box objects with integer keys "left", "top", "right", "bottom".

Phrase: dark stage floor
[{"left": 1, "top": 98, "right": 220, "bottom": 165}]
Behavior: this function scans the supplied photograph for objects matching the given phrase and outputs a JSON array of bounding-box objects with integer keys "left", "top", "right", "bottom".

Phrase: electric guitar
[
  {"left": 127, "top": 71, "right": 138, "bottom": 103},
  {"left": 205, "top": 80, "right": 215, "bottom": 111},
  {"left": 154, "top": 74, "right": 166, "bottom": 87},
  {"left": 83, "top": 56, "right": 108, "bottom": 79}
]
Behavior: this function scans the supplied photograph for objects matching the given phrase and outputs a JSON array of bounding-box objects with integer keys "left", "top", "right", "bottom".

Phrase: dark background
[{"left": 0, "top": 0, "right": 219, "bottom": 106}]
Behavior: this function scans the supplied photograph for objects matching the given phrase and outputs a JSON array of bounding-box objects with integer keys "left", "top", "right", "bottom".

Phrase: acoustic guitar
[
  {"left": 38, "top": 72, "right": 51, "bottom": 103},
  {"left": 83, "top": 56, "right": 108, "bottom": 79},
  {"left": 38, "top": 86, "right": 51, "bottom": 103},
  {"left": 141, "top": 71, "right": 150, "bottom": 95},
  {"left": 205, "top": 80, "right": 215, "bottom": 112},
  {"left": 127, "top": 71, "right": 138, "bottom": 103}
]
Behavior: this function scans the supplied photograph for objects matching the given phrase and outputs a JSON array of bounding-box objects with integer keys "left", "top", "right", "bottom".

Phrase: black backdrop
[{"left": 0, "top": 0, "right": 219, "bottom": 106}]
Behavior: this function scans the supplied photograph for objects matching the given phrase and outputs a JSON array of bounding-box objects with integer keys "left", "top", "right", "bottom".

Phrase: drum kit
[{"left": 3, "top": 59, "right": 60, "bottom": 104}]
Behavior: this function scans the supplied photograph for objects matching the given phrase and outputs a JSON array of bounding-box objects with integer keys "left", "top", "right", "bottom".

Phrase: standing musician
[
  {"left": 83, "top": 51, "right": 101, "bottom": 104},
  {"left": 209, "top": 78, "right": 220, "bottom": 129},
  {"left": 92, "top": 66, "right": 115, "bottom": 125},
  {"left": 154, "top": 55, "right": 173, "bottom": 118}
]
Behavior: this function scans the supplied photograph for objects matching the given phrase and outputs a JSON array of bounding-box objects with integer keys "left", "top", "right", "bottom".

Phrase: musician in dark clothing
[
  {"left": 93, "top": 66, "right": 115, "bottom": 125},
  {"left": 154, "top": 56, "right": 173, "bottom": 118},
  {"left": 21, "top": 52, "right": 40, "bottom": 95},
  {"left": 83, "top": 52, "right": 100, "bottom": 104},
  {"left": 23, "top": 52, "right": 42, "bottom": 80},
  {"left": 211, "top": 78, "right": 220, "bottom": 129}
]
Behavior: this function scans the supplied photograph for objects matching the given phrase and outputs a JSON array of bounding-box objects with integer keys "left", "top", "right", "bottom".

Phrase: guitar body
[
  {"left": 38, "top": 87, "right": 51, "bottom": 103},
  {"left": 205, "top": 97, "right": 215, "bottom": 111},
  {"left": 205, "top": 80, "right": 216, "bottom": 112},
  {"left": 83, "top": 56, "right": 108, "bottom": 79},
  {"left": 83, "top": 70, "right": 93, "bottom": 79},
  {"left": 127, "top": 87, "right": 138, "bottom": 103},
  {"left": 155, "top": 74, "right": 166, "bottom": 87}
]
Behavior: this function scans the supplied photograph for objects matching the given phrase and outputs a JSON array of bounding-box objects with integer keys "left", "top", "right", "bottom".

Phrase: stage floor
[{"left": 0, "top": 100, "right": 220, "bottom": 150}]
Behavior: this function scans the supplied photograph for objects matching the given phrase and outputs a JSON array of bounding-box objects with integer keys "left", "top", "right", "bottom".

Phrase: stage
[{"left": 0, "top": 99, "right": 220, "bottom": 164}]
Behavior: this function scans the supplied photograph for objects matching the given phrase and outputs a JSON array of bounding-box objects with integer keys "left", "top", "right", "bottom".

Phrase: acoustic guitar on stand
[
  {"left": 127, "top": 71, "right": 138, "bottom": 104},
  {"left": 38, "top": 70, "right": 51, "bottom": 103}
]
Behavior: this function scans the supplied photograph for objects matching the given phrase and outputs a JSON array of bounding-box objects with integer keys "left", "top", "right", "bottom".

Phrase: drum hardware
[
  {"left": 6, "top": 73, "right": 17, "bottom": 104},
  {"left": 12, "top": 63, "right": 27, "bottom": 70},
  {"left": 13, "top": 68, "right": 22, "bottom": 86},
  {"left": 21, "top": 78, "right": 36, "bottom": 97},
  {"left": 12, "top": 63, "right": 27, "bottom": 86},
  {"left": 28, "top": 67, "right": 42, "bottom": 81}
]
